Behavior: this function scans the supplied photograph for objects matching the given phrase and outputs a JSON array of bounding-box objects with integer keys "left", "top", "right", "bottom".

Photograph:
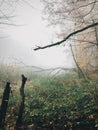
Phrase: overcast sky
[{"left": 0, "top": 0, "right": 74, "bottom": 68}]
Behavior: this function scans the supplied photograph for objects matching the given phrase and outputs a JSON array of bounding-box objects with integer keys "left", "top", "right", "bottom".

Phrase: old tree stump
[
  {"left": 16, "top": 74, "right": 27, "bottom": 130},
  {"left": 0, "top": 82, "right": 11, "bottom": 128}
]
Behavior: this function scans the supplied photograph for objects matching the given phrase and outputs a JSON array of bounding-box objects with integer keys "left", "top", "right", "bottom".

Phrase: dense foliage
[{"left": 0, "top": 72, "right": 98, "bottom": 130}]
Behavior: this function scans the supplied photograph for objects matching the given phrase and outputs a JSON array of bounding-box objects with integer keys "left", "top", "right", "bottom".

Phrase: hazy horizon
[{"left": 0, "top": 0, "right": 75, "bottom": 69}]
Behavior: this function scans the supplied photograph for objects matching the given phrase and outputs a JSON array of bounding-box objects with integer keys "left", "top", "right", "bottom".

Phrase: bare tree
[
  {"left": 34, "top": 0, "right": 98, "bottom": 74},
  {"left": 0, "top": 0, "right": 18, "bottom": 26},
  {"left": 0, "top": 0, "right": 34, "bottom": 26}
]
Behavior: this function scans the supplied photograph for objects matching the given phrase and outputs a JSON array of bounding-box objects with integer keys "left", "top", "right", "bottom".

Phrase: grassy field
[{"left": 0, "top": 64, "right": 98, "bottom": 130}]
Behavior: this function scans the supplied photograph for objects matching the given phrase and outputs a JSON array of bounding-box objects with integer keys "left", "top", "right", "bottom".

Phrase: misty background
[{"left": 0, "top": 0, "right": 75, "bottom": 69}]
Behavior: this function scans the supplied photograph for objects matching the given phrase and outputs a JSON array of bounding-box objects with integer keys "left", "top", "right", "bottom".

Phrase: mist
[{"left": 0, "top": 0, "right": 75, "bottom": 69}]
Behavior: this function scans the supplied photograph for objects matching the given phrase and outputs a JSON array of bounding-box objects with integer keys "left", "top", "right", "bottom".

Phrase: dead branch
[{"left": 34, "top": 22, "right": 98, "bottom": 51}]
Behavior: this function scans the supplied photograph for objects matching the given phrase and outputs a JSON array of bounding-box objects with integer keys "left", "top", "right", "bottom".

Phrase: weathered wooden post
[
  {"left": 16, "top": 74, "right": 27, "bottom": 130},
  {"left": 0, "top": 82, "right": 11, "bottom": 128}
]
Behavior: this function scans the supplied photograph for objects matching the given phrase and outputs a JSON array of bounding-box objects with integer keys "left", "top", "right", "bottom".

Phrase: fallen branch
[{"left": 34, "top": 22, "right": 98, "bottom": 50}]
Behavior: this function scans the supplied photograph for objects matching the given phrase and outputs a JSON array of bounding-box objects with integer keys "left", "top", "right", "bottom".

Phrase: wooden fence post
[
  {"left": 16, "top": 74, "right": 27, "bottom": 130},
  {"left": 0, "top": 82, "right": 11, "bottom": 128}
]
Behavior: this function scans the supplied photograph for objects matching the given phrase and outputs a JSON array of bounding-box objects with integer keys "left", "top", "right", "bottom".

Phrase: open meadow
[{"left": 0, "top": 64, "right": 98, "bottom": 130}]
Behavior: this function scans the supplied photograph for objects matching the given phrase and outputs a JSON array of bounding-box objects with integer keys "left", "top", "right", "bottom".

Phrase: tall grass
[{"left": 0, "top": 63, "right": 98, "bottom": 129}]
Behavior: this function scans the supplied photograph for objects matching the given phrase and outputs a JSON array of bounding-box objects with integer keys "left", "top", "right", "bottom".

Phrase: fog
[{"left": 0, "top": 0, "right": 75, "bottom": 69}]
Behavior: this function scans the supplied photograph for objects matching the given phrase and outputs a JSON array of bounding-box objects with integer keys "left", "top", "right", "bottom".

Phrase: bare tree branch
[
  {"left": 70, "top": 44, "right": 87, "bottom": 80},
  {"left": 34, "top": 22, "right": 98, "bottom": 50},
  {"left": 69, "top": 0, "right": 98, "bottom": 14}
]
